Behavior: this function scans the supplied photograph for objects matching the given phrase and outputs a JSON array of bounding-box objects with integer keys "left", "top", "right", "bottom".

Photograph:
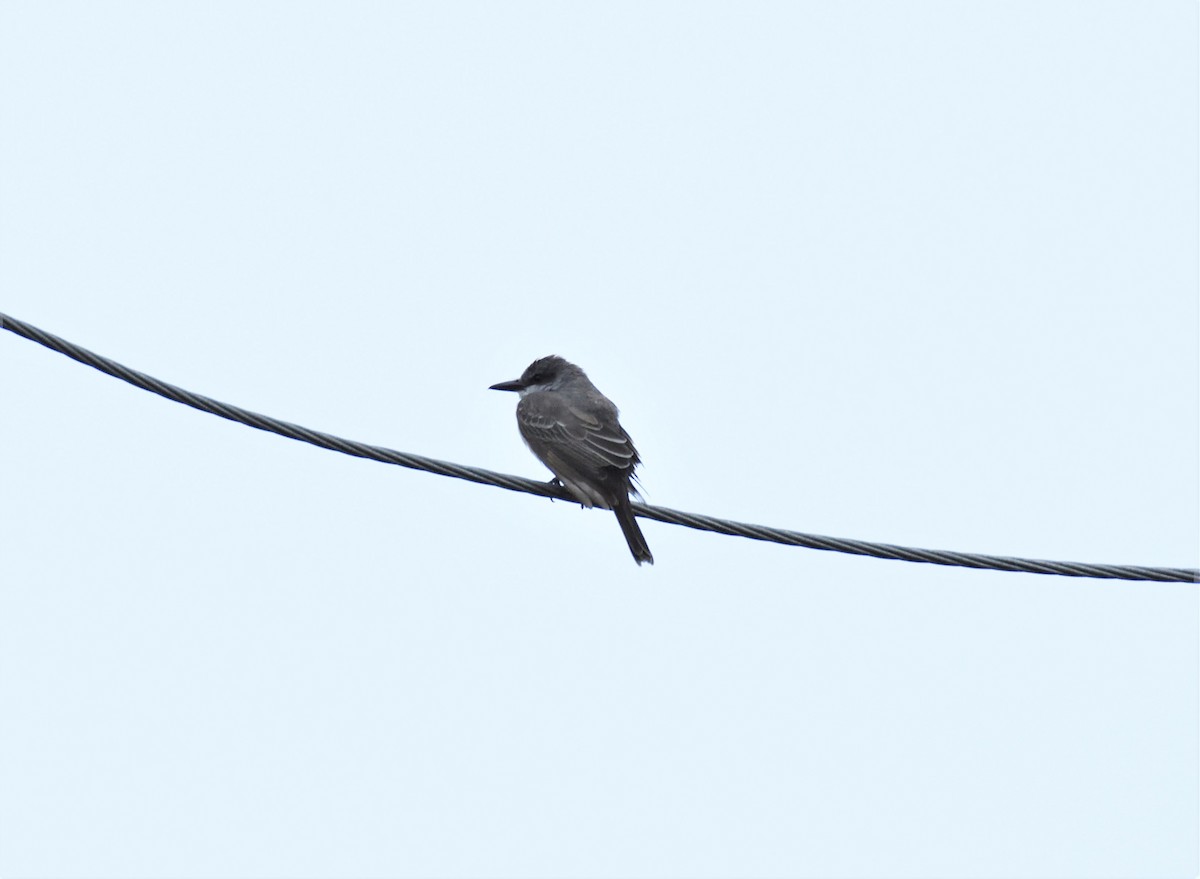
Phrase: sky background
[{"left": 1, "top": 3, "right": 1197, "bottom": 877}]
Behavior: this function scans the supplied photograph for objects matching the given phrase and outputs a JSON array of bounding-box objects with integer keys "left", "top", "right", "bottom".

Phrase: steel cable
[{"left": 3, "top": 312, "right": 1196, "bottom": 583}]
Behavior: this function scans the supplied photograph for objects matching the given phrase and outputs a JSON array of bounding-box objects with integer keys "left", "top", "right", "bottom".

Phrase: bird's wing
[{"left": 516, "top": 393, "right": 638, "bottom": 472}]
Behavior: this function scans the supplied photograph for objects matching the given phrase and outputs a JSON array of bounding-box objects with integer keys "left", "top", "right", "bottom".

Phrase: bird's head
[{"left": 489, "top": 355, "right": 582, "bottom": 396}]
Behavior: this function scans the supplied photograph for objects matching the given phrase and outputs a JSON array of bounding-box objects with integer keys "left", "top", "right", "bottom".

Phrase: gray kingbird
[{"left": 490, "top": 355, "right": 653, "bottom": 566}]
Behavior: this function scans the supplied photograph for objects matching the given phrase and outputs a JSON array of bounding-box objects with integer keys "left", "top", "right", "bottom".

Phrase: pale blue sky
[{"left": 1, "top": 3, "right": 1196, "bottom": 877}]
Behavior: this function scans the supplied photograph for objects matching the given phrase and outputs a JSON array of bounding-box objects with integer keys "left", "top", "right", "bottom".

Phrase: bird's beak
[{"left": 489, "top": 379, "right": 524, "bottom": 392}]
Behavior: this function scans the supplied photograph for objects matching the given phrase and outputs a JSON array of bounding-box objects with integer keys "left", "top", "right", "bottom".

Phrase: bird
[{"left": 490, "top": 355, "right": 653, "bottom": 565}]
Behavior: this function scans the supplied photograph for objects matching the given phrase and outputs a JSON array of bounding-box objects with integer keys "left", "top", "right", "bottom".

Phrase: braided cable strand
[{"left": 3, "top": 312, "right": 1196, "bottom": 583}]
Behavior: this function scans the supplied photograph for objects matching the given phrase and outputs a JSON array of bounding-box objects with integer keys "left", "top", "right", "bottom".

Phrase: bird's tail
[{"left": 614, "top": 496, "right": 654, "bottom": 566}]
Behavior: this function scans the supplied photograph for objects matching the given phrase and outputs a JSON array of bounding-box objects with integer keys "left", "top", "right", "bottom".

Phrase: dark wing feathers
[{"left": 516, "top": 393, "right": 640, "bottom": 473}]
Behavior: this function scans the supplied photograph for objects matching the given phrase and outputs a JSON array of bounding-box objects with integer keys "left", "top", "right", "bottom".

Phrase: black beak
[{"left": 489, "top": 379, "right": 524, "bottom": 392}]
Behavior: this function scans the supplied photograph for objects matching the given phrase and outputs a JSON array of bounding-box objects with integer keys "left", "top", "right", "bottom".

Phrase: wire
[{"left": 3, "top": 311, "right": 1196, "bottom": 583}]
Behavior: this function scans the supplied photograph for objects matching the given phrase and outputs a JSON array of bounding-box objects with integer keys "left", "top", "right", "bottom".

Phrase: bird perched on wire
[{"left": 490, "top": 355, "right": 653, "bottom": 565}]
